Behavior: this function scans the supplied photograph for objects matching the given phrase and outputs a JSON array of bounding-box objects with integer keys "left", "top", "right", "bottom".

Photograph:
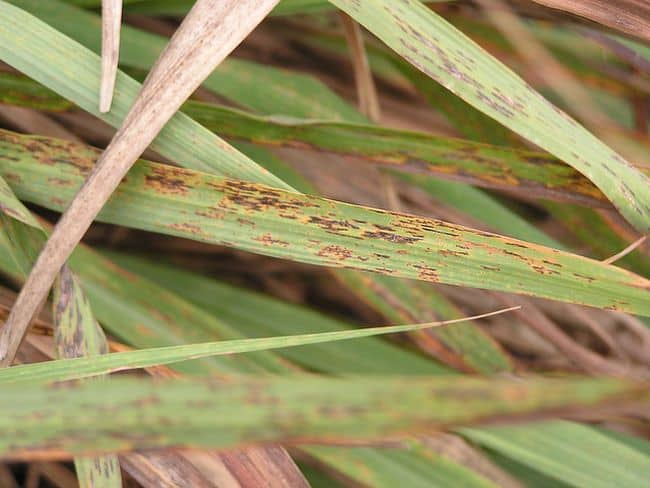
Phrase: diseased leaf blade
[
  {"left": 328, "top": 0, "right": 650, "bottom": 232},
  {"left": 0, "top": 376, "right": 643, "bottom": 458},
  {"left": 1, "top": 73, "right": 638, "bottom": 209},
  {"left": 1, "top": 130, "right": 648, "bottom": 316},
  {"left": 52, "top": 267, "right": 121, "bottom": 488}
]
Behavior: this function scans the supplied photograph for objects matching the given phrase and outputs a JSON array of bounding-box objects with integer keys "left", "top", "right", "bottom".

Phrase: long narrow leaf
[
  {"left": 0, "top": 74, "right": 636, "bottom": 209},
  {"left": 11, "top": 0, "right": 365, "bottom": 122},
  {"left": 1, "top": 130, "right": 648, "bottom": 315},
  {"left": 461, "top": 421, "right": 650, "bottom": 488},
  {"left": 0, "top": 0, "right": 291, "bottom": 189},
  {"left": 0, "top": 375, "right": 643, "bottom": 458},
  {"left": 0, "top": 308, "right": 515, "bottom": 384},
  {"left": 329, "top": 0, "right": 650, "bottom": 232},
  {"left": 52, "top": 266, "right": 121, "bottom": 488}
]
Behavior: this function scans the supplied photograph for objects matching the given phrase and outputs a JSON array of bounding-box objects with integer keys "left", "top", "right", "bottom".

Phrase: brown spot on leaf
[
  {"left": 362, "top": 230, "right": 422, "bottom": 244},
  {"left": 318, "top": 245, "right": 354, "bottom": 261},
  {"left": 254, "top": 233, "right": 289, "bottom": 247},
  {"left": 144, "top": 167, "right": 192, "bottom": 195},
  {"left": 413, "top": 264, "right": 439, "bottom": 282}
]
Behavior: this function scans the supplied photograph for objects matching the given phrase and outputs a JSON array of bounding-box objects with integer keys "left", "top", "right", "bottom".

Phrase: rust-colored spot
[
  {"left": 318, "top": 245, "right": 354, "bottom": 261},
  {"left": 438, "top": 249, "right": 469, "bottom": 258},
  {"left": 196, "top": 207, "right": 226, "bottom": 220},
  {"left": 413, "top": 264, "right": 439, "bottom": 282},
  {"left": 254, "top": 233, "right": 289, "bottom": 247},
  {"left": 144, "top": 166, "right": 192, "bottom": 195},
  {"left": 168, "top": 222, "right": 203, "bottom": 235},
  {"left": 362, "top": 230, "right": 422, "bottom": 244},
  {"left": 47, "top": 177, "right": 75, "bottom": 187},
  {"left": 309, "top": 216, "right": 360, "bottom": 233}
]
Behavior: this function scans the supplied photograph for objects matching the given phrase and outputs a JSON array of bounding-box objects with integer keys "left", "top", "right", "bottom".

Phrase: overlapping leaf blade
[
  {"left": 461, "top": 421, "right": 650, "bottom": 488},
  {"left": 0, "top": 73, "right": 631, "bottom": 209},
  {"left": 0, "top": 375, "right": 643, "bottom": 458},
  {"left": 329, "top": 0, "right": 650, "bottom": 232},
  {"left": 2, "top": 130, "right": 648, "bottom": 315},
  {"left": 0, "top": 0, "right": 291, "bottom": 189}
]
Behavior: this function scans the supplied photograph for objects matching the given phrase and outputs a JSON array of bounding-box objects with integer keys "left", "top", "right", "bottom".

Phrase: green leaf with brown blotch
[
  {"left": 0, "top": 71, "right": 73, "bottom": 111},
  {"left": 1, "top": 130, "right": 648, "bottom": 316},
  {"left": 328, "top": 0, "right": 650, "bottom": 232},
  {"left": 53, "top": 266, "right": 109, "bottom": 360},
  {"left": 0, "top": 375, "right": 644, "bottom": 458},
  {"left": 184, "top": 102, "right": 629, "bottom": 208},
  {"left": 1, "top": 72, "right": 642, "bottom": 210},
  {"left": 9, "top": 0, "right": 366, "bottom": 122}
]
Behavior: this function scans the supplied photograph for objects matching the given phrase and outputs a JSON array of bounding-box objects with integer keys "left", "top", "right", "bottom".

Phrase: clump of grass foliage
[{"left": 0, "top": 0, "right": 648, "bottom": 486}]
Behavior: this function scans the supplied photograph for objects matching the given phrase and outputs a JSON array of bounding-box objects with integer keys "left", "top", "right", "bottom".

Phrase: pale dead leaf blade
[{"left": 99, "top": 0, "right": 122, "bottom": 113}]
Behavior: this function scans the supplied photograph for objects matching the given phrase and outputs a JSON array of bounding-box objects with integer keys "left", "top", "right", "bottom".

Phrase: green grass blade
[
  {"left": 0, "top": 376, "right": 642, "bottom": 458},
  {"left": 0, "top": 220, "right": 293, "bottom": 375},
  {"left": 594, "top": 428, "right": 650, "bottom": 455},
  {"left": 2, "top": 131, "right": 648, "bottom": 315},
  {"left": 103, "top": 252, "right": 449, "bottom": 375},
  {"left": 304, "top": 444, "right": 499, "bottom": 487},
  {"left": 0, "top": 175, "right": 40, "bottom": 228},
  {"left": 329, "top": 0, "right": 650, "bottom": 232},
  {"left": 0, "top": 0, "right": 291, "bottom": 189},
  {"left": 0, "top": 72, "right": 631, "bottom": 209},
  {"left": 0, "top": 310, "right": 515, "bottom": 384},
  {"left": 461, "top": 421, "right": 650, "bottom": 488},
  {"left": 10, "top": 0, "right": 365, "bottom": 121}
]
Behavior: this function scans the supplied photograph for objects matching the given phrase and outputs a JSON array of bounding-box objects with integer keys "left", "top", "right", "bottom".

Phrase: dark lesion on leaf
[
  {"left": 362, "top": 230, "right": 422, "bottom": 244},
  {"left": 144, "top": 166, "right": 193, "bottom": 195},
  {"left": 317, "top": 245, "right": 354, "bottom": 261}
]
